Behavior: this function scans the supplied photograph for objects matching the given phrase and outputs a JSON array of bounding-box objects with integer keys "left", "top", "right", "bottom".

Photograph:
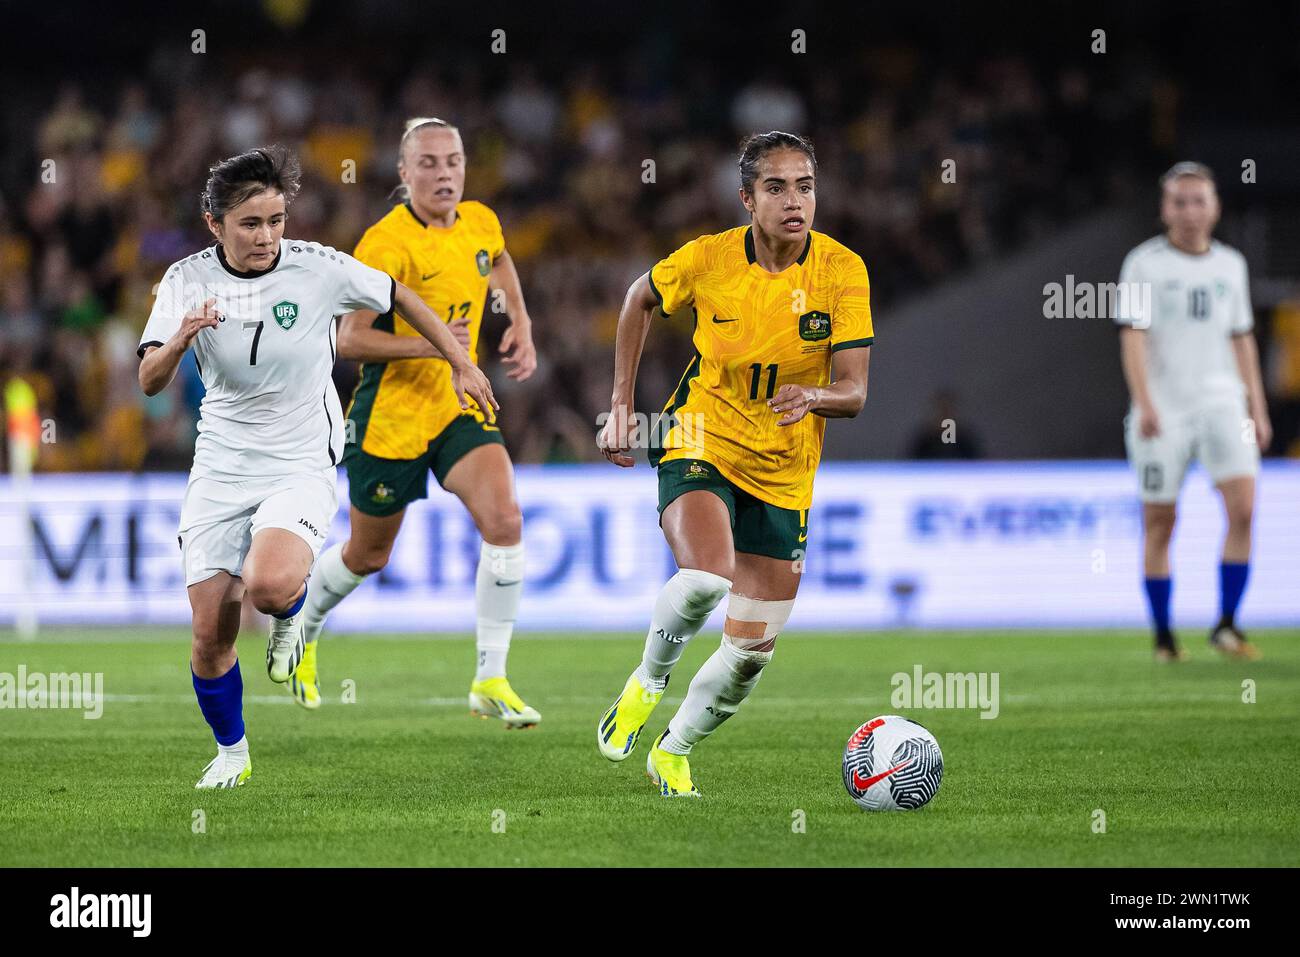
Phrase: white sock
[
  {"left": 661, "top": 639, "right": 774, "bottom": 755},
  {"left": 476, "top": 540, "right": 525, "bottom": 681},
  {"left": 633, "top": 568, "right": 732, "bottom": 693},
  {"left": 218, "top": 734, "right": 249, "bottom": 758},
  {"left": 302, "top": 543, "right": 365, "bottom": 642}
]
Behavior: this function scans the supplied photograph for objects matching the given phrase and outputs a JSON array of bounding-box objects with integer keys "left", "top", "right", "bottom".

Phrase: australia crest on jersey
[
  {"left": 798, "top": 310, "right": 831, "bottom": 341},
  {"left": 476, "top": 249, "right": 491, "bottom": 276},
  {"left": 272, "top": 300, "right": 300, "bottom": 330}
]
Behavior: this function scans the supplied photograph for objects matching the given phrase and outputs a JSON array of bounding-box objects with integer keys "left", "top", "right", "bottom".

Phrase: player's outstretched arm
[
  {"left": 490, "top": 250, "right": 538, "bottom": 381},
  {"left": 770, "top": 345, "right": 870, "bottom": 426},
  {"left": 1119, "top": 327, "right": 1160, "bottom": 438},
  {"left": 138, "top": 297, "right": 220, "bottom": 396},
  {"left": 336, "top": 309, "right": 461, "bottom": 362},
  {"left": 392, "top": 281, "right": 498, "bottom": 413},
  {"left": 598, "top": 271, "right": 659, "bottom": 467},
  {"left": 1231, "top": 332, "right": 1273, "bottom": 450}
]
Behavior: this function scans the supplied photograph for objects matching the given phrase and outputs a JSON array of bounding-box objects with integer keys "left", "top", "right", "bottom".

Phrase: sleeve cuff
[
  {"left": 388, "top": 277, "right": 397, "bottom": 314},
  {"left": 830, "top": 336, "right": 873, "bottom": 353},
  {"left": 137, "top": 340, "right": 164, "bottom": 360}
]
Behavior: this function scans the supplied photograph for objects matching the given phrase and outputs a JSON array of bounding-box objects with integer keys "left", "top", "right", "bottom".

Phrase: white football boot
[
  {"left": 195, "top": 747, "right": 252, "bottom": 789},
  {"left": 266, "top": 612, "right": 306, "bottom": 683}
]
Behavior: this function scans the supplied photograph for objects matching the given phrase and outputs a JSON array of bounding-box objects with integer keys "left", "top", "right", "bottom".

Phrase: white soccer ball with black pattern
[{"left": 842, "top": 715, "right": 943, "bottom": 811}]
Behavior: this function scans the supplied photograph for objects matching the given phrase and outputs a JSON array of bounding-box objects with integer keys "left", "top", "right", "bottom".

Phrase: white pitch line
[
  {"left": 3, "top": 692, "right": 469, "bottom": 707},
  {"left": 5, "top": 692, "right": 877, "bottom": 709},
  {"left": 85, "top": 693, "right": 474, "bottom": 706},
  {"left": 0, "top": 632, "right": 648, "bottom": 645},
  {"left": 3, "top": 690, "right": 1242, "bottom": 712}
]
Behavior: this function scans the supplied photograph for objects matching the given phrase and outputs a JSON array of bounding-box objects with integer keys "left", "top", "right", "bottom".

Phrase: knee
[
  {"left": 191, "top": 626, "right": 231, "bottom": 672},
  {"left": 244, "top": 568, "right": 302, "bottom": 615},
  {"left": 722, "top": 635, "right": 775, "bottom": 678},
  {"left": 728, "top": 633, "right": 776, "bottom": 655},
  {"left": 479, "top": 502, "right": 523, "bottom": 547},
  {"left": 1145, "top": 508, "right": 1177, "bottom": 542},
  {"left": 723, "top": 594, "right": 795, "bottom": 662},
  {"left": 1226, "top": 500, "right": 1254, "bottom": 530},
  {"left": 343, "top": 539, "right": 392, "bottom": 577},
  {"left": 191, "top": 623, "right": 220, "bottom": 654},
  {"left": 675, "top": 568, "right": 732, "bottom": 617}
]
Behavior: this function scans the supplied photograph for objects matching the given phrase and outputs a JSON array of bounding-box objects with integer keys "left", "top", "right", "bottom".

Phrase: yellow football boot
[
  {"left": 597, "top": 673, "right": 664, "bottom": 762},
  {"left": 645, "top": 731, "right": 700, "bottom": 798},
  {"left": 287, "top": 640, "right": 322, "bottom": 710},
  {"left": 469, "top": 676, "right": 541, "bottom": 729}
]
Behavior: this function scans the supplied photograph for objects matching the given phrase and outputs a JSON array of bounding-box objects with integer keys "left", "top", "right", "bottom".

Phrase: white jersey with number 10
[{"left": 1114, "top": 236, "right": 1252, "bottom": 418}]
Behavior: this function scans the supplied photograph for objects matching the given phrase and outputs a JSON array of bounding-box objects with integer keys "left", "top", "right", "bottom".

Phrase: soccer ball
[{"left": 842, "top": 715, "right": 943, "bottom": 811}]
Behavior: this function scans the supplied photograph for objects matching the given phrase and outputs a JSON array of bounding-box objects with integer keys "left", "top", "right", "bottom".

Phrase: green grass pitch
[{"left": 2, "top": 628, "right": 1297, "bottom": 867}]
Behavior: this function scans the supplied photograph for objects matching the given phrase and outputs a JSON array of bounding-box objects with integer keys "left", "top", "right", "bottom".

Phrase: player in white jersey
[
  {"left": 138, "top": 146, "right": 497, "bottom": 787},
  {"left": 1115, "top": 162, "right": 1271, "bottom": 662}
]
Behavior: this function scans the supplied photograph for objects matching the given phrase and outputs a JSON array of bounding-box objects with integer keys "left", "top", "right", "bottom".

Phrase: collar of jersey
[
  {"left": 216, "top": 242, "right": 282, "bottom": 278},
  {"left": 405, "top": 200, "right": 461, "bottom": 231},
  {"left": 744, "top": 226, "right": 811, "bottom": 273},
  {"left": 1163, "top": 235, "right": 1215, "bottom": 259}
]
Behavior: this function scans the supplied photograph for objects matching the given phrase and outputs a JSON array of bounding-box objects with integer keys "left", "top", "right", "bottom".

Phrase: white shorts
[
  {"left": 1125, "top": 403, "right": 1260, "bottom": 504},
  {"left": 178, "top": 468, "right": 338, "bottom": 586}
]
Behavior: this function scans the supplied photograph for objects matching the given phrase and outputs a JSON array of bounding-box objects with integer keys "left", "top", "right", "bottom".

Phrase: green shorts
[
  {"left": 656, "top": 458, "right": 808, "bottom": 561},
  {"left": 343, "top": 414, "right": 506, "bottom": 516}
]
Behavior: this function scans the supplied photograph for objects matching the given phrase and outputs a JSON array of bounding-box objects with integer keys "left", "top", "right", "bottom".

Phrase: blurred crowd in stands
[{"left": 6, "top": 37, "right": 1294, "bottom": 471}]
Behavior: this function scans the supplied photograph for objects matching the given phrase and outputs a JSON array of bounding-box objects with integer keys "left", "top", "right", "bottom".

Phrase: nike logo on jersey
[
  {"left": 852, "top": 759, "right": 914, "bottom": 791},
  {"left": 421, "top": 271, "right": 441, "bottom": 281},
  {"left": 711, "top": 315, "right": 738, "bottom": 324},
  {"left": 494, "top": 578, "right": 521, "bottom": 587}
]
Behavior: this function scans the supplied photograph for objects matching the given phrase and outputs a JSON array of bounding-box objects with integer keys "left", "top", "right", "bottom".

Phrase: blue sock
[
  {"left": 1144, "top": 577, "right": 1172, "bottom": 637},
  {"left": 192, "top": 661, "right": 245, "bottom": 746},
  {"left": 1219, "top": 562, "right": 1249, "bottom": 625},
  {"left": 272, "top": 586, "right": 306, "bottom": 620}
]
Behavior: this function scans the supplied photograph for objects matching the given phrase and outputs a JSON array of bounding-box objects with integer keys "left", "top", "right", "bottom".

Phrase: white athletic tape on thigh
[{"left": 724, "top": 594, "right": 795, "bottom": 645}]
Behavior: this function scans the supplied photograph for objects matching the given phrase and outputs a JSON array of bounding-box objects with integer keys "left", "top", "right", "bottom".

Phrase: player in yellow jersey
[
  {"left": 295, "top": 118, "right": 541, "bottom": 726},
  {"left": 595, "top": 132, "right": 872, "bottom": 795}
]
